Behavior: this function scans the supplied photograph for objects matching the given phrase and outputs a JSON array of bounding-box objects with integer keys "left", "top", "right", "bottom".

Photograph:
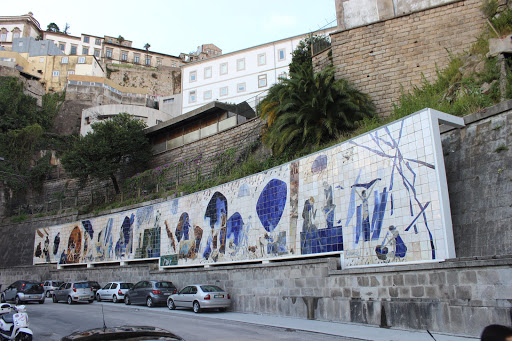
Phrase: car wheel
[
  {"left": 167, "top": 299, "right": 176, "bottom": 310},
  {"left": 96, "top": 294, "right": 101, "bottom": 302},
  {"left": 146, "top": 297, "right": 153, "bottom": 308},
  {"left": 112, "top": 295, "right": 118, "bottom": 303},
  {"left": 218, "top": 307, "right": 226, "bottom": 312},
  {"left": 15, "top": 296, "right": 21, "bottom": 305},
  {"left": 124, "top": 295, "right": 131, "bottom": 305},
  {"left": 52, "top": 295, "right": 58, "bottom": 303},
  {"left": 67, "top": 296, "right": 73, "bottom": 305},
  {"left": 193, "top": 301, "right": 201, "bottom": 313},
  {"left": 39, "top": 298, "right": 45, "bottom": 304},
  {"left": 0, "top": 294, "right": 5, "bottom": 303},
  {"left": 88, "top": 300, "right": 93, "bottom": 304}
]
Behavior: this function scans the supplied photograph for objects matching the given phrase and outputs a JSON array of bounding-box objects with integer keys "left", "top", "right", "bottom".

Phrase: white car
[
  {"left": 96, "top": 282, "right": 133, "bottom": 303},
  {"left": 167, "top": 284, "right": 230, "bottom": 313}
]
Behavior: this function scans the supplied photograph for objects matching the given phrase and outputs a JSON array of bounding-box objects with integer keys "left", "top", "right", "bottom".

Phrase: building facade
[
  {"left": 181, "top": 28, "right": 334, "bottom": 114},
  {"left": 0, "top": 13, "right": 41, "bottom": 50}
]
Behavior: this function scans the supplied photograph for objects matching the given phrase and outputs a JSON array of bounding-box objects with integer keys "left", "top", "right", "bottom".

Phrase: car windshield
[
  {"left": 156, "top": 282, "right": 174, "bottom": 289},
  {"left": 74, "top": 282, "right": 89, "bottom": 289},
  {"left": 200, "top": 285, "right": 224, "bottom": 293},
  {"left": 120, "top": 283, "right": 133, "bottom": 289}
]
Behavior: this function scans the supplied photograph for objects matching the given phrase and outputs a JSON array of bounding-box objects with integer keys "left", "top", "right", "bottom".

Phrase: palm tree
[{"left": 259, "top": 65, "right": 376, "bottom": 156}]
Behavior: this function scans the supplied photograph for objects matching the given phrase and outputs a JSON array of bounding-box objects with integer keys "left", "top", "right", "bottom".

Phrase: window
[
  {"left": 237, "top": 82, "right": 246, "bottom": 93},
  {"left": 190, "top": 71, "right": 197, "bottom": 82},
  {"left": 220, "top": 62, "right": 228, "bottom": 75},
  {"left": 204, "top": 66, "right": 212, "bottom": 79},
  {"left": 163, "top": 98, "right": 174, "bottom": 103},
  {"left": 39, "top": 57, "right": 44, "bottom": 63},
  {"left": 13, "top": 32, "right": 20, "bottom": 39},
  {"left": 189, "top": 90, "right": 196, "bottom": 103},
  {"left": 95, "top": 38, "right": 101, "bottom": 45},
  {"left": 121, "top": 51, "right": 128, "bottom": 61},
  {"left": 0, "top": 33, "right": 6, "bottom": 42},
  {"left": 94, "top": 49, "right": 100, "bottom": 57},
  {"left": 278, "top": 72, "right": 288, "bottom": 81},
  {"left": 278, "top": 48, "right": 286, "bottom": 61},
  {"left": 204, "top": 90, "right": 212, "bottom": 100},
  {"left": 145, "top": 56, "right": 151, "bottom": 65},
  {"left": 106, "top": 49, "right": 113, "bottom": 58},
  {"left": 59, "top": 43, "right": 65, "bottom": 51},
  {"left": 70, "top": 45, "right": 77, "bottom": 55},
  {"left": 52, "top": 70, "right": 60, "bottom": 77},
  {"left": 83, "top": 36, "right": 90, "bottom": 43},
  {"left": 78, "top": 57, "right": 86, "bottom": 64},
  {"left": 157, "top": 58, "right": 162, "bottom": 66},
  {"left": 61, "top": 57, "right": 68, "bottom": 64},
  {"left": 82, "top": 47, "right": 89, "bottom": 55},
  {"left": 68, "top": 70, "right": 75, "bottom": 75},
  {"left": 220, "top": 86, "right": 228, "bottom": 96},
  {"left": 134, "top": 54, "right": 140, "bottom": 64},
  {"left": 237, "top": 58, "right": 245, "bottom": 71},
  {"left": 258, "top": 53, "right": 266, "bottom": 66},
  {"left": 258, "top": 74, "right": 267, "bottom": 88},
  {"left": 41, "top": 43, "right": 46, "bottom": 49},
  {"left": 18, "top": 42, "right": 23, "bottom": 47}
]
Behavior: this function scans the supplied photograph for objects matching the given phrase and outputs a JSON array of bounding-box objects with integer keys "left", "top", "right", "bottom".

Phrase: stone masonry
[
  {"left": 149, "top": 118, "right": 264, "bottom": 182},
  {"left": 327, "top": 0, "right": 486, "bottom": 116},
  {"left": 1, "top": 101, "right": 511, "bottom": 337}
]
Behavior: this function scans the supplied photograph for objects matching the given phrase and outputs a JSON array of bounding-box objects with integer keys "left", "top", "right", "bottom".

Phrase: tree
[
  {"left": 259, "top": 65, "right": 376, "bottom": 156},
  {"left": 144, "top": 43, "right": 150, "bottom": 51},
  {"left": 63, "top": 23, "right": 70, "bottom": 35},
  {"left": 61, "top": 114, "right": 152, "bottom": 194},
  {"left": 0, "top": 77, "right": 63, "bottom": 196},
  {"left": 289, "top": 34, "right": 330, "bottom": 74},
  {"left": 46, "top": 23, "right": 60, "bottom": 32},
  {"left": 118, "top": 35, "right": 125, "bottom": 45}
]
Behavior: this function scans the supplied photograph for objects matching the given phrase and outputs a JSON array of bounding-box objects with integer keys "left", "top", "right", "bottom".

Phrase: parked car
[
  {"left": 0, "top": 280, "right": 45, "bottom": 305},
  {"left": 96, "top": 282, "right": 133, "bottom": 303},
  {"left": 124, "top": 280, "right": 177, "bottom": 307},
  {"left": 88, "top": 281, "right": 101, "bottom": 299},
  {"left": 167, "top": 284, "right": 230, "bottom": 313},
  {"left": 52, "top": 281, "right": 94, "bottom": 304},
  {"left": 43, "top": 280, "right": 63, "bottom": 298}
]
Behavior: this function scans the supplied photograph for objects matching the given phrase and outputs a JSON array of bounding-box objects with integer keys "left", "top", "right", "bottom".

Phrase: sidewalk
[{"left": 191, "top": 311, "right": 476, "bottom": 341}]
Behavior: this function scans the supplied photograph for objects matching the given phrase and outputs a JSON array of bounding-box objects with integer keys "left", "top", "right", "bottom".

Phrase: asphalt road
[{"left": 25, "top": 300, "right": 359, "bottom": 341}]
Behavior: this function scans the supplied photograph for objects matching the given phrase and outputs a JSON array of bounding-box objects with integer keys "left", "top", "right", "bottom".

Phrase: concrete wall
[
  {"left": 335, "top": 0, "right": 459, "bottom": 30},
  {"left": 149, "top": 117, "right": 264, "bottom": 181},
  {"left": 329, "top": 0, "right": 486, "bottom": 116},
  {"left": 80, "top": 104, "right": 173, "bottom": 136}
]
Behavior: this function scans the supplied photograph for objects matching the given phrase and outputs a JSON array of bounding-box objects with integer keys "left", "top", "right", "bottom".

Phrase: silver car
[
  {"left": 43, "top": 280, "right": 63, "bottom": 298},
  {"left": 167, "top": 284, "right": 230, "bottom": 313},
  {"left": 1, "top": 281, "right": 45, "bottom": 305},
  {"left": 96, "top": 282, "right": 133, "bottom": 303},
  {"left": 52, "top": 281, "right": 94, "bottom": 304}
]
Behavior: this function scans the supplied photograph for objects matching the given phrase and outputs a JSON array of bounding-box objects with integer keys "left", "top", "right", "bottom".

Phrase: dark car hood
[{"left": 61, "top": 325, "right": 184, "bottom": 341}]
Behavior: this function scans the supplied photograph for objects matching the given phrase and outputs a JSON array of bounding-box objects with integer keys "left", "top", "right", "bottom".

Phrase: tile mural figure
[{"left": 34, "top": 109, "right": 460, "bottom": 268}]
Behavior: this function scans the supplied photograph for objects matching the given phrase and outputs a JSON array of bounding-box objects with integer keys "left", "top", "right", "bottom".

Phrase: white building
[
  {"left": 0, "top": 13, "right": 41, "bottom": 49},
  {"left": 181, "top": 27, "right": 334, "bottom": 114}
]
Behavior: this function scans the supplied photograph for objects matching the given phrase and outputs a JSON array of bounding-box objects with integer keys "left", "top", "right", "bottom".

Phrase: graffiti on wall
[{"left": 33, "top": 109, "right": 461, "bottom": 268}]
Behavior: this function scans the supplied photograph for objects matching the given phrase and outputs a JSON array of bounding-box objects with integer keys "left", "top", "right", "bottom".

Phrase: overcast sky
[{"left": 4, "top": 0, "right": 337, "bottom": 56}]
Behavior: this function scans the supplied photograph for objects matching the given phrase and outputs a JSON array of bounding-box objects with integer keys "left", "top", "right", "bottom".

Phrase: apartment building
[
  {"left": 0, "top": 13, "right": 41, "bottom": 50},
  {"left": 181, "top": 27, "right": 334, "bottom": 114},
  {"left": 103, "top": 42, "right": 183, "bottom": 68}
]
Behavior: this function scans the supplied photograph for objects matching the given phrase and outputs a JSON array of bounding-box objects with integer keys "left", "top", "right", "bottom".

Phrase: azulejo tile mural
[{"left": 33, "top": 109, "right": 463, "bottom": 268}]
